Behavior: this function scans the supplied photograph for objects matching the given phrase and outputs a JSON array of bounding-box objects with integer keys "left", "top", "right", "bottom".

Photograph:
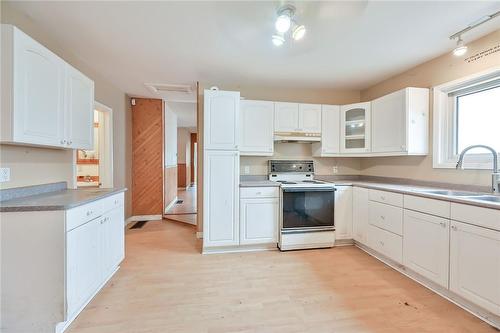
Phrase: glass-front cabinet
[{"left": 340, "top": 102, "right": 371, "bottom": 153}]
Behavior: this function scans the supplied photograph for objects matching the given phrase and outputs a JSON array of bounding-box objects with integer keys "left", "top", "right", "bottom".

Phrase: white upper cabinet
[
  {"left": 274, "top": 102, "right": 321, "bottom": 133},
  {"left": 239, "top": 100, "right": 274, "bottom": 156},
  {"left": 340, "top": 102, "right": 371, "bottom": 154},
  {"left": 334, "top": 186, "right": 353, "bottom": 241},
  {"left": 204, "top": 89, "right": 240, "bottom": 150},
  {"left": 274, "top": 102, "right": 299, "bottom": 132},
  {"left": 312, "top": 105, "right": 340, "bottom": 157},
  {"left": 66, "top": 64, "right": 95, "bottom": 150},
  {"left": 1, "top": 25, "right": 94, "bottom": 150},
  {"left": 371, "top": 87, "right": 429, "bottom": 155},
  {"left": 298, "top": 104, "right": 321, "bottom": 133},
  {"left": 450, "top": 221, "right": 500, "bottom": 316}
]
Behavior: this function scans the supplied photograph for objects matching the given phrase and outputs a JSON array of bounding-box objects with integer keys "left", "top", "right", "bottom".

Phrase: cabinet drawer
[
  {"left": 404, "top": 195, "right": 450, "bottom": 218},
  {"left": 451, "top": 203, "right": 500, "bottom": 231},
  {"left": 367, "top": 224, "right": 403, "bottom": 263},
  {"left": 368, "top": 201, "right": 403, "bottom": 235},
  {"left": 240, "top": 187, "right": 279, "bottom": 199},
  {"left": 66, "top": 200, "right": 104, "bottom": 231},
  {"left": 102, "top": 192, "right": 125, "bottom": 213},
  {"left": 369, "top": 189, "right": 403, "bottom": 207}
]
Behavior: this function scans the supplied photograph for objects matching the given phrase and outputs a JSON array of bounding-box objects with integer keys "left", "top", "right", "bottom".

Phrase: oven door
[{"left": 280, "top": 187, "right": 335, "bottom": 232}]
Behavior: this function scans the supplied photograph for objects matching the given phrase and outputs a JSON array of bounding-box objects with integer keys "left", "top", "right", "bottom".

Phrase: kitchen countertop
[
  {"left": 0, "top": 187, "right": 127, "bottom": 212},
  {"left": 240, "top": 180, "right": 281, "bottom": 187}
]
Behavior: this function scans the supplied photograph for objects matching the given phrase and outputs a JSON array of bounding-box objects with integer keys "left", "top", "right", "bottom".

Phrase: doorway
[{"left": 73, "top": 101, "right": 113, "bottom": 189}]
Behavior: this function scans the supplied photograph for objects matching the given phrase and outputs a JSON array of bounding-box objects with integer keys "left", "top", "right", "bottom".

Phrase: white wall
[{"left": 164, "top": 103, "right": 178, "bottom": 167}]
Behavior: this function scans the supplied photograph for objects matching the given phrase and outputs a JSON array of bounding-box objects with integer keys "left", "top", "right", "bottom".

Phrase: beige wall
[
  {"left": 359, "top": 29, "right": 500, "bottom": 187},
  {"left": 0, "top": 2, "right": 133, "bottom": 217},
  {"left": 177, "top": 128, "right": 191, "bottom": 166}
]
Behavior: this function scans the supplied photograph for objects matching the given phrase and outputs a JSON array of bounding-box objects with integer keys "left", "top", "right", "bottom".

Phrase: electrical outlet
[
  {"left": 332, "top": 166, "right": 339, "bottom": 174},
  {"left": 244, "top": 166, "right": 250, "bottom": 174},
  {"left": 0, "top": 167, "right": 11, "bottom": 182}
]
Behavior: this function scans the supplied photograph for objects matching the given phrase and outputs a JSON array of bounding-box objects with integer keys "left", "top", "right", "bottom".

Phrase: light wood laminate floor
[{"left": 67, "top": 220, "right": 497, "bottom": 333}]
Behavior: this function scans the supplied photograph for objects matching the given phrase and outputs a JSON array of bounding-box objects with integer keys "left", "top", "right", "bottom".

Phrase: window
[{"left": 433, "top": 69, "right": 500, "bottom": 169}]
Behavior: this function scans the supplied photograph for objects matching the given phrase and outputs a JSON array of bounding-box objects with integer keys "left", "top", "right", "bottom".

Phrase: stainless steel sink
[
  {"left": 413, "top": 189, "right": 478, "bottom": 197},
  {"left": 464, "top": 195, "right": 500, "bottom": 203}
]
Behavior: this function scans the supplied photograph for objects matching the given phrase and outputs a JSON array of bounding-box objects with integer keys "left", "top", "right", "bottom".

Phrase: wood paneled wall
[
  {"left": 132, "top": 98, "right": 163, "bottom": 216},
  {"left": 177, "top": 163, "right": 190, "bottom": 188}
]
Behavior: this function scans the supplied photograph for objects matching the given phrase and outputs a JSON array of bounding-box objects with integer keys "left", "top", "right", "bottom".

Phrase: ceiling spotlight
[
  {"left": 272, "top": 34, "right": 285, "bottom": 46},
  {"left": 453, "top": 36, "right": 468, "bottom": 56},
  {"left": 292, "top": 25, "right": 306, "bottom": 40},
  {"left": 275, "top": 14, "right": 291, "bottom": 33}
]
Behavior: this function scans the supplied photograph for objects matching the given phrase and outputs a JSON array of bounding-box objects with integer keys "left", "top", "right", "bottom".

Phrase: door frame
[{"left": 71, "top": 101, "right": 114, "bottom": 189}]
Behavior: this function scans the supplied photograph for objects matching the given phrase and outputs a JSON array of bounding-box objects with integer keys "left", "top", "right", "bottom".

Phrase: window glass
[{"left": 455, "top": 85, "right": 500, "bottom": 154}]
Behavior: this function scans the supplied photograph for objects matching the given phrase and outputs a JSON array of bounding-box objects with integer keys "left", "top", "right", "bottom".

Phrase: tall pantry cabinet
[{"left": 203, "top": 89, "right": 240, "bottom": 250}]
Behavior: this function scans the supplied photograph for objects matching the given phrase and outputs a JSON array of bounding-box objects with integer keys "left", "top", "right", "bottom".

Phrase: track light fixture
[
  {"left": 453, "top": 36, "right": 468, "bottom": 57},
  {"left": 272, "top": 4, "right": 306, "bottom": 46}
]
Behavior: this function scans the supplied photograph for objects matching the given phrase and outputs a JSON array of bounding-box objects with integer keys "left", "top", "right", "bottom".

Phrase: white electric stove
[{"left": 269, "top": 160, "right": 336, "bottom": 251}]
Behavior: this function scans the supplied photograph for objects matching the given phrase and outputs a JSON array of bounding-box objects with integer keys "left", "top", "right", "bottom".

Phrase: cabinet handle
[
  {"left": 380, "top": 215, "right": 385, "bottom": 220},
  {"left": 256, "top": 192, "right": 262, "bottom": 195},
  {"left": 86, "top": 210, "right": 93, "bottom": 216},
  {"left": 440, "top": 222, "right": 447, "bottom": 228},
  {"left": 379, "top": 241, "right": 384, "bottom": 246},
  {"left": 451, "top": 225, "right": 457, "bottom": 231},
  {"left": 60, "top": 139, "right": 66, "bottom": 144},
  {"left": 380, "top": 196, "right": 386, "bottom": 201},
  {"left": 114, "top": 200, "right": 119, "bottom": 204}
]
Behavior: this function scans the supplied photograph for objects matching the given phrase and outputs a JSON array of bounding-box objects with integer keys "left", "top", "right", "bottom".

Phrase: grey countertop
[
  {"left": 0, "top": 188, "right": 127, "bottom": 212},
  {"left": 240, "top": 180, "right": 281, "bottom": 187}
]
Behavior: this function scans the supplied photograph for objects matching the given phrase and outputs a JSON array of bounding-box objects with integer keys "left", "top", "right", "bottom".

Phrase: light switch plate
[{"left": 0, "top": 167, "right": 11, "bottom": 182}]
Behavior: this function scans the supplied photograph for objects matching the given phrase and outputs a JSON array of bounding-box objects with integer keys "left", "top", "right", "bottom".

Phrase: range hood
[{"left": 274, "top": 132, "right": 321, "bottom": 143}]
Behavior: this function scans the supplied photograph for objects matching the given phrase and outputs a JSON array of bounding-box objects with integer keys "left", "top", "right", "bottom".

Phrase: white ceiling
[{"left": 8, "top": 1, "right": 500, "bottom": 102}]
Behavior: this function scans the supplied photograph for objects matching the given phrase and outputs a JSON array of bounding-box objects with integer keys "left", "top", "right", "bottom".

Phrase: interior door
[
  {"left": 298, "top": 104, "right": 322, "bottom": 132},
  {"left": 13, "top": 28, "right": 65, "bottom": 147},
  {"left": 372, "top": 89, "right": 406, "bottom": 153},
  {"left": 66, "top": 64, "right": 94, "bottom": 150},
  {"left": 274, "top": 102, "right": 299, "bottom": 132}
]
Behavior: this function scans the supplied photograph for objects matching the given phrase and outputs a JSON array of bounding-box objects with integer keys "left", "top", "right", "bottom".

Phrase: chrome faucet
[{"left": 456, "top": 145, "right": 500, "bottom": 193}]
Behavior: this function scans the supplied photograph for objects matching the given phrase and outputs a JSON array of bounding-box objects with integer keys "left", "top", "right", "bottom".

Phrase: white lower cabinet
[
  {"left": 367, "top": 224, "right": 403, "bottom": 263},
  {"left": 450, "top": 220, "right": 500, "bottom": 316},
  {"left": 240, "top": 197, "right": 278, "bottom": 245},
  {"left": 352, "top": 186, "right": 368, "bottom": 244},
  {"left": 403, "top": 210, "right": 449, "bottom": 288},
  {"left": 203, "top": 150, "right": 240, "bottom": 248},
  {"left": 334, "top": 186, "right": 353, "bottom": 241}
]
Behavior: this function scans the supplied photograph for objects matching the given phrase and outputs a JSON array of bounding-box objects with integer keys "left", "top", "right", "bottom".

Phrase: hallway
[
  {"left": 67, "top": 220, "right": 496, "bottom": 333},
  {"left": 165, "top": 186, "right": 197, "bottom": 225}
]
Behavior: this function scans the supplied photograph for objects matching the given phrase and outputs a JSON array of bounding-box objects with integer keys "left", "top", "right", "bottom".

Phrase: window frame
[{"left": 433, "top": 67, "right": 500, "bottom": 169}]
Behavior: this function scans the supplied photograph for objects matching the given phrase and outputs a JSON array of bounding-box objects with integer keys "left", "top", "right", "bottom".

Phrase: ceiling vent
[{"left": 145, "top": 83, "right": 193, "bottom": 95}]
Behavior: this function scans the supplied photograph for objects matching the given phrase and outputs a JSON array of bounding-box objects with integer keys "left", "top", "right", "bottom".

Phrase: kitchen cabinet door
[
  {"left": 371, "top": 89, "right": 406, "bottom": 153},
  {"left": 298, "top": 103, "right": 321, "bottom": 133},
  {"left": 101, "top": 207, "right": 125, "bottom": 278},
  {"left": 240, "top": 198, "right": 278, "bottom": 245},
  {"left": 203, "top": 150, "right": 240, "bottom": 248},
  {"left": 450, "top": 221, "right": 500, "bottom": 315},
  {"left": 403, "top": 210, "right": 450, "bottom": 288},
  {"left": 66, "top": 218, "right": 102, "bottom": 317},
  {"left": 352, "top": 186, "right": 368, "bottom": 244},
  {"left": 334, "top": 186, "right": 353, "bottom": 240},
  {"left": 204, "top": 89, "right": 240, "bottom": 150},
  {"left": 340, "top": 102, "right": 371, "bottom": 154},
  {"left": 11, "top": 26, "right": 66, "bottom": 147},
  {"left": 66, "top": 64, "right": 94, "bottom": 150},
  {"left": 274, "top": 102, "right": 299, "bottom": 132},
  {"left": 240, "top": 100, "right": 274, "bottom": 156}
]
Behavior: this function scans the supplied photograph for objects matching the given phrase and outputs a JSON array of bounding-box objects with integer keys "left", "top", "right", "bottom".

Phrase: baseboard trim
[
  {"left": 126, "top": 215, "right": 163, "bottom": 225},
  {"left": 202, "top": 243, "right": 278, "bottom": 254},
  {"left": 354, "top": 241, "right": 500, "bottom": 330}
]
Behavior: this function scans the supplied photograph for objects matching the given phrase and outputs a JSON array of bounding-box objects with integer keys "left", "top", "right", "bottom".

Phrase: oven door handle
[
  {"left": 282, "top": 187, "right": 336, "bottom": 193},
  {"left": 282, "top": 227, "right": 335, "bottom": 234}
]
